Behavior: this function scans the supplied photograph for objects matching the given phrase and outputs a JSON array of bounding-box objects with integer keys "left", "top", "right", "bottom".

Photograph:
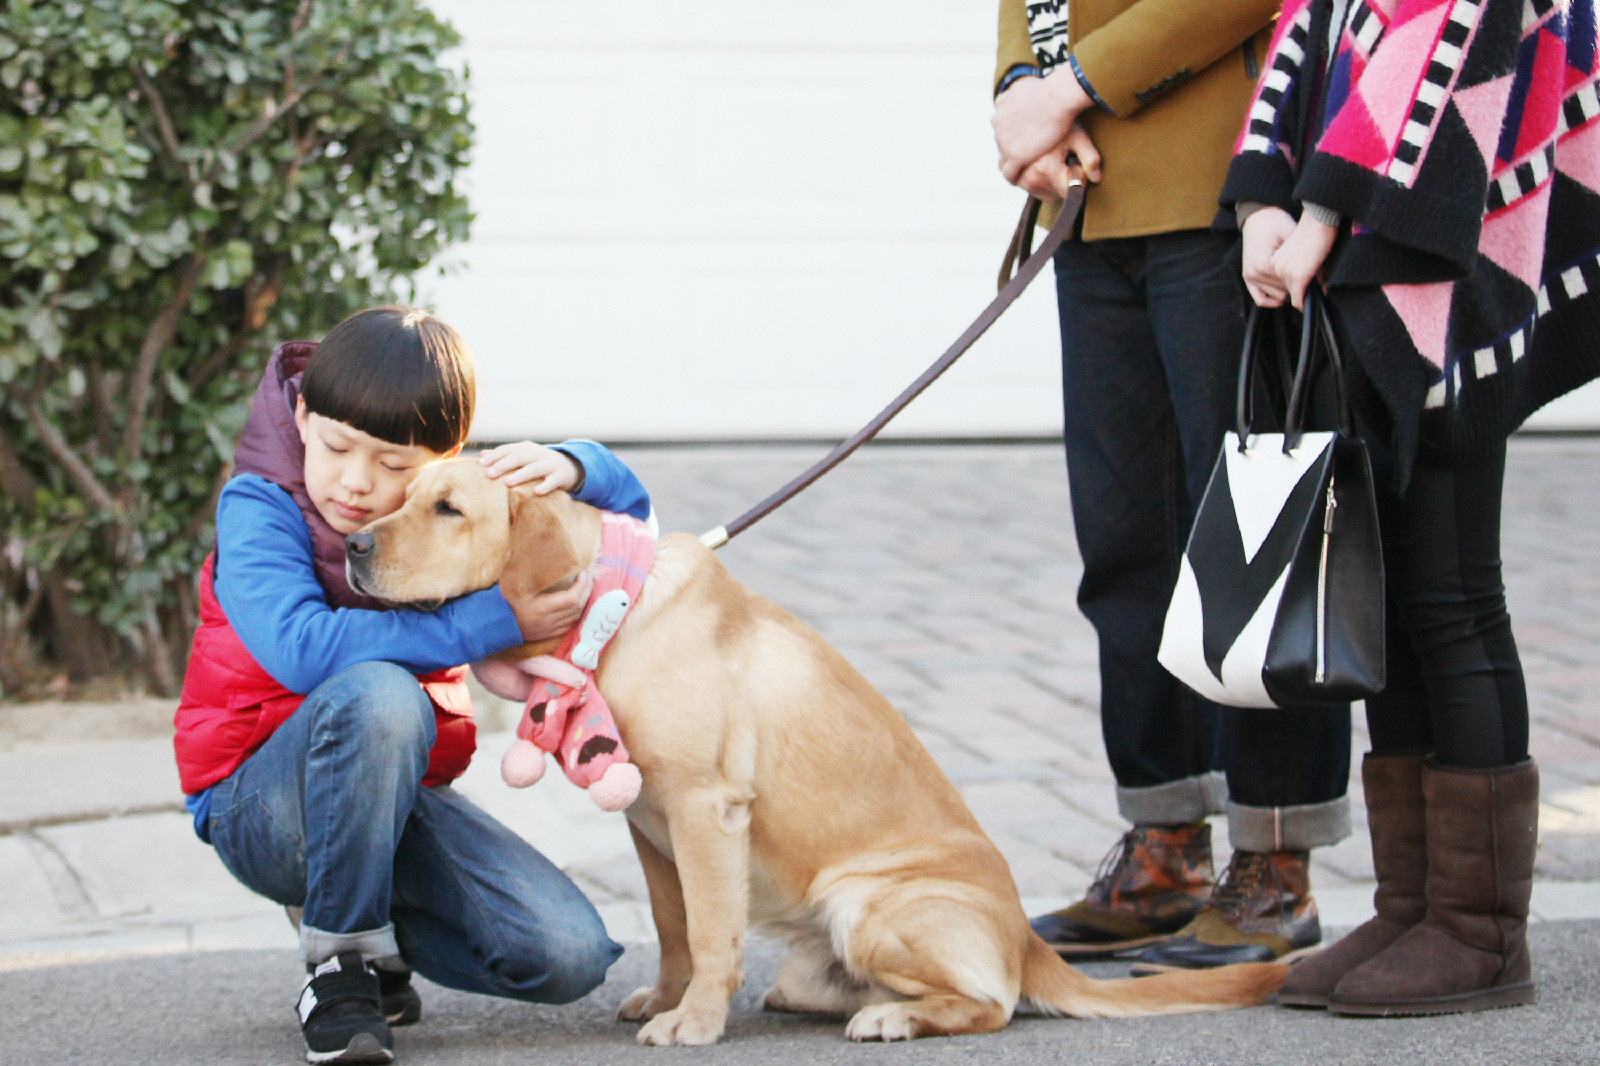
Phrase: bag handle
[
  {"left": 1282, "top": 287, "right": 1353, "bottom": 449},
  {"left": 1235, "top": 287, "right": 1353, "bottom": 453}
]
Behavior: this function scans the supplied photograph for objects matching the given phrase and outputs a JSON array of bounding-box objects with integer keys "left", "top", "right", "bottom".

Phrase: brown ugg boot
[
  {"left": 1328, "top": 759, "right": 1538, "bottom": 1016},
  {"left": 1277, "top": 753, "right": 1428, "bottom": 1008}
]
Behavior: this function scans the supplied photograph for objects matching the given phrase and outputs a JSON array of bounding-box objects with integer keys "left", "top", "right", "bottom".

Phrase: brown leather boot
[
  {"left": 1028, "top": 823, "right": 1213, "bottom": 958},
  {"left": 1129, "top": 848, "right": 1321, "bottom": 972},
  {"left": 1277, "top": 753, "right": 1428, "bottom": 1008},
  {"left": 1328, "top": 759, "right": 1538, "bottom": 1016}
]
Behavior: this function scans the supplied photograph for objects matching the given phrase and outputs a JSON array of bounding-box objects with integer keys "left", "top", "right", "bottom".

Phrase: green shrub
[{"left": 0, "top": 0, "right": 473, "bottom": 695}]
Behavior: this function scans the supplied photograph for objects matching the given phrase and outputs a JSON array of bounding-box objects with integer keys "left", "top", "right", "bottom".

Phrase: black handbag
[{"left": 1158, "top": 289, "right": 1385, "bottom": 708}]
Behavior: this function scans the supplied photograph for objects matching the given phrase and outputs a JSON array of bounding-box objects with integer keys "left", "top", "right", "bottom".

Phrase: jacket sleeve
[
  {"left": 1073, "top": 0, "right": 1281, "bottom": 117},
  {"left": 213, "top": 476, "right": 525, "bottom": 694},
  {"left": 1300, "top": 0, "right": 1508, "bottom": 283},
  {"left": 994, "top": 0, "right": 1038, "bottom": 94},
  {"left": 550, "top": 439, "right": 653, "bottom": 524},
  {"left": 1221, "top": 0, "right": 1314, "bottom": 216}
]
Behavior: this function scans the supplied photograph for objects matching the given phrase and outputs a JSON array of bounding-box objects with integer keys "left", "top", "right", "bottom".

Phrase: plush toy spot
[{"left": 577, "top": 735, "right": 620, "bottom": 765}]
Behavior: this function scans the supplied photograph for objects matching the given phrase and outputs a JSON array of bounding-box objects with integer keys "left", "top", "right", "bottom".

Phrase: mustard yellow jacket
[{"left": 996, "top": 0, "right": 1279, "bottom": 240}]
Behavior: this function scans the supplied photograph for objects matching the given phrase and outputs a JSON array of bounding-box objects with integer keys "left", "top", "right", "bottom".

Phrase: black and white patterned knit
[{"left": 1027, "top": 1, "right": 1070, "bottom": 72}]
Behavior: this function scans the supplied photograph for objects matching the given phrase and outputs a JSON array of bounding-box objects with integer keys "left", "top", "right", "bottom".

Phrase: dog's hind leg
[
  {"left": 634, "top": 787, "right": 752, "bottom": 1046},
  {"left": 845, "top": 994, "right": 1010, "bottom": 1041},
  {"left": 618, "top": 821, "right": 693, "bottom": 1023},
  {"left": 836, "top": 882, "right": 1020, "bottom": 1041},
  {"left": 762, "top": 939, "right": 887, "bottom": 1017}
]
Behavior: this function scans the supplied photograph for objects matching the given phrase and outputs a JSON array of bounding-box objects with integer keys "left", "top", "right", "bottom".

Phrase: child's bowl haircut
[{"left": 301, "top": 305, "right": 475, "bottom": 453}]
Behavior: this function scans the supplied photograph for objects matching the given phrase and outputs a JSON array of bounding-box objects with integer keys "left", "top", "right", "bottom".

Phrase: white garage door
[{"left": 423, "top": 0, "right": 1600, "bottom": 442}]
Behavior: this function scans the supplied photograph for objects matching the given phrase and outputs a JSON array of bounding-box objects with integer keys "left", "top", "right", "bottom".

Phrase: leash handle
[
  {"left": 998, "top": 163, "right": 1083, "bottom": 291},
  {"left": 699, "top": 164, "right": 1087, "bottom": 550}
]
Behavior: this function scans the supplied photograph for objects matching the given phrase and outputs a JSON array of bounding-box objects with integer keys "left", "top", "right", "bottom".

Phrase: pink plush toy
[{"left": 475, "top": 511, "right": 654, "bottom": 812}]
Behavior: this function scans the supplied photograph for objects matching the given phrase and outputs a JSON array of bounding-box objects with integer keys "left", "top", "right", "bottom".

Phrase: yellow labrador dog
[{"left": 348, "top": 459, "right": 1285, "bottom": 1045}]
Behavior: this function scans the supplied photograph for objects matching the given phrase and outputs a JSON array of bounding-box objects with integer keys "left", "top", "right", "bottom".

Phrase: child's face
[{"left": 294, "top": 398, "right": 462, "bottom": 535}]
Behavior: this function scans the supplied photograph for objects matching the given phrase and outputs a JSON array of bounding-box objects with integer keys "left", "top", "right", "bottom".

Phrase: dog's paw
[
  {"left": 635, "top": 1005, "right": 726, "bottom": 1046},
  {"left": 617, "top": 986, "right": 676, "bottom": 1022},
  {"left": 845, "top": 1003, "right": 918, "bottom": 1042}
]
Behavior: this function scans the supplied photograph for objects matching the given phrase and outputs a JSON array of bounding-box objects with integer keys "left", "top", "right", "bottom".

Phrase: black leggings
[{"left": 1365, "top": 445, "right": 1529, "bottom": 768}]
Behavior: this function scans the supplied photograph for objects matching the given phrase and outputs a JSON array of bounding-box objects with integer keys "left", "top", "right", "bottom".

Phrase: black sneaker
[
  {"left": 375, "top": 963, "right": 422, "bottom": 1027},
  {"left": 297, "top": 952, "right": 394, "bottom": 1064}
]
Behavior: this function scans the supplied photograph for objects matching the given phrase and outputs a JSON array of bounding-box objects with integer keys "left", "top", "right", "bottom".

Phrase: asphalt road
[{"left": 3, "top": 924, "right": 1597, "bottom": 1066}]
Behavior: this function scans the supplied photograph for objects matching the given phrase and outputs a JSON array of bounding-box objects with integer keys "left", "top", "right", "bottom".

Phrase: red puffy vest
[{"left": 173, "top": 556, "right": 476, "bottom": 794}]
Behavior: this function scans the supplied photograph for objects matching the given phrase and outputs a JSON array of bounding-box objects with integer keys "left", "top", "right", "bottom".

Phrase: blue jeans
[
  {"left": 1053, "top": 231, "right": 1351, "bottom": 850},
  {"left": 207, "top": 661, "right": 621, "bottom": 1003}
]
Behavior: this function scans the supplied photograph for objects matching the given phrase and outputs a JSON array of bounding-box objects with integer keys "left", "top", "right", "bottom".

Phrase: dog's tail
[{"left": 1019, "top": 933, "right": 1285, "bottom": 1018}]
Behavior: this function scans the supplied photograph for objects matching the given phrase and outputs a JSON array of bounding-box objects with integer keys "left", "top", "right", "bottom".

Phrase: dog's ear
[{"left": 501, "top": 485, "right": 584, "bottom": 601}]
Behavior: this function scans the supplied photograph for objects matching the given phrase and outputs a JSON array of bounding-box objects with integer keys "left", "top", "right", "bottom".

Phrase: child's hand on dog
[
  {"left": 511, "top": 569, "right": 594, "bottom": 642},
  {"left": 478, "top": 441, "right": 585, "bottom": 494},
  {"left": 475, "top": 443, "right": 593, "bottom": 641}
]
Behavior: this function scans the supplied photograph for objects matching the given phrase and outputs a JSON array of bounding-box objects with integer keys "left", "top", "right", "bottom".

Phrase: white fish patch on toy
[{"left": 570, "top": 588, "right": 631, "bottom": 669}]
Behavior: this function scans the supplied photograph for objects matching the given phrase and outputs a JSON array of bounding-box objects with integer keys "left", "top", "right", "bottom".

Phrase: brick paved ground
[{"left": 4, "top": 437, "right": 1599, "bottom": 965}]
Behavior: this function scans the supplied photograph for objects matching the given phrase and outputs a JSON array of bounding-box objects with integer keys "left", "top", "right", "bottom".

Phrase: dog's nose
[{"left": 346, "top": 531, "right": 374, "bottom": 558}]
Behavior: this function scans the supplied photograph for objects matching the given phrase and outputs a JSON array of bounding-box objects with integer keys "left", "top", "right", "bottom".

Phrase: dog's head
[{"left": 345, "top": 458, "right": 584, "bottom": 609}]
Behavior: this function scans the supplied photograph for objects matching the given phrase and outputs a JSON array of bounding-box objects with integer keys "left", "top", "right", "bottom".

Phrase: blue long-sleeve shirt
[
  {"left": 213, "top": 441, "right": 652, "bottom": 694},
  {"left": 187, "top": 441, "right": 651, "bottom": 838}
]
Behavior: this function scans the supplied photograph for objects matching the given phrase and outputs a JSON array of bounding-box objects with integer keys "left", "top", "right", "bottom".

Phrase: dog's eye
[{"left": 434, "top": 499, "right": 462, "bottom": 517}]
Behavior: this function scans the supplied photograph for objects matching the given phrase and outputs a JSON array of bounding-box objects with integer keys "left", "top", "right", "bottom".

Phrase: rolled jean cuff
[
  {"left": 1116, "top": 771, "right": 1227, "bottom": 825},
  {"left": 301, "top": 922, "right": 400, "bottom": 966},
  {"left": 1227, "top": 795, "right": 1351, "bottom": 852}
]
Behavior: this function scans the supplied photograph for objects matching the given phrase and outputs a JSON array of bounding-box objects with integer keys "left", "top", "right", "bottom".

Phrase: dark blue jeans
[
  {"left": 1053, "top": 231, "right": 1351, "bottom": 850},
  {"left": 207, "top": 661, "right": 621, "bottom": 1003}
]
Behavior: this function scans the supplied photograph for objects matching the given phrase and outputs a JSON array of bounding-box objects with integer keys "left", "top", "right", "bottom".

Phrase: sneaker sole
[
  {"left": 306, "top": 1032, "right": 394, "bottom": 1065},
  {"left": 1047, "top": 934, "right": 1174, "bottom": 959},
  {"left": 1129, "top": 943, "right": 1322, "bottom": 976},
  {"left": 1327, "top": 982, "right": 1537, "bottom": 1017}
]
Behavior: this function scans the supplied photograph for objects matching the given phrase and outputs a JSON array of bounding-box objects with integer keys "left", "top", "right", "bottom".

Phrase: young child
[{"left": 173, "top": 306, "right": 652, "bottom": 1064}]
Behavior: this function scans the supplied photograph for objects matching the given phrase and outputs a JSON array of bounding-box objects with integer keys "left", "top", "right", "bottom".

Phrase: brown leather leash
[{"left": 698, "top": 164, "right": 1086, "bottom": 550}]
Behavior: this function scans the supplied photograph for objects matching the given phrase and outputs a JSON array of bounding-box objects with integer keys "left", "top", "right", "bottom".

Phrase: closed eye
[{"left": 434, "top": 498, "right": 462, "bottom": 517}]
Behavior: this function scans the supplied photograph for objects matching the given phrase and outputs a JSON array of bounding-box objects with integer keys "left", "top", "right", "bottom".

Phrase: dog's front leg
[
  {"left": 618, "top": 820, "right": 692, "bottom": 1022},
  {"left": 635, "top": 786, "right": 751, "bottom": 1047}
]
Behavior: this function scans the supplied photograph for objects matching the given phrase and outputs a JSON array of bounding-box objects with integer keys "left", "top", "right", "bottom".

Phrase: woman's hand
[
  {"left": 1016, "top": 124, "right": 1102, "bottom": 201},
  {"left": 1241, "top": 207, "right": 1298, "bottom": 308},
  {"left": 478, "top": 441, "right": 583, "bottom": 493},
  {"left": 992, "top": 70, "right": 1094, "bottom": 184},
  {"left": 1271, "top": 212, "right": 1339, "bottom": 311}
]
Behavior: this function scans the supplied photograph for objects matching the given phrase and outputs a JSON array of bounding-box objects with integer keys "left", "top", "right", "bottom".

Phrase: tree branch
[
  {"left": 122, "top": 251, "right": 207, "bottom": 465},
  {"left": 128, "top": 62, "right": 195, "bottom": 194},
  {"left": 137, "top": 588, "right": 179, "bottom": 696},
  {"left": 84, "top": 349, "right": 116, "bottom": 456},
  {"left": 187, "top": 252, "right": 286, "bottom": 394},
  {"left": 201, "top": 39, "right": 354, "bottom": 186},
  {"left": 23, "top": 401, "right": 118, "bottom": 514},
  {"left": 0, "top": 431, "right": 40, "bottom": 503}
]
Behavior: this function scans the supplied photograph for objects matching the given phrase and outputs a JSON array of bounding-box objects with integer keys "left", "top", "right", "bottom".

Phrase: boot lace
[
  {"left": 1209, "top": 850, "right": 1277, "bottom": 921},
  {"left": 1085, "top": 830, "right": 1140, "bottom": 902}
]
